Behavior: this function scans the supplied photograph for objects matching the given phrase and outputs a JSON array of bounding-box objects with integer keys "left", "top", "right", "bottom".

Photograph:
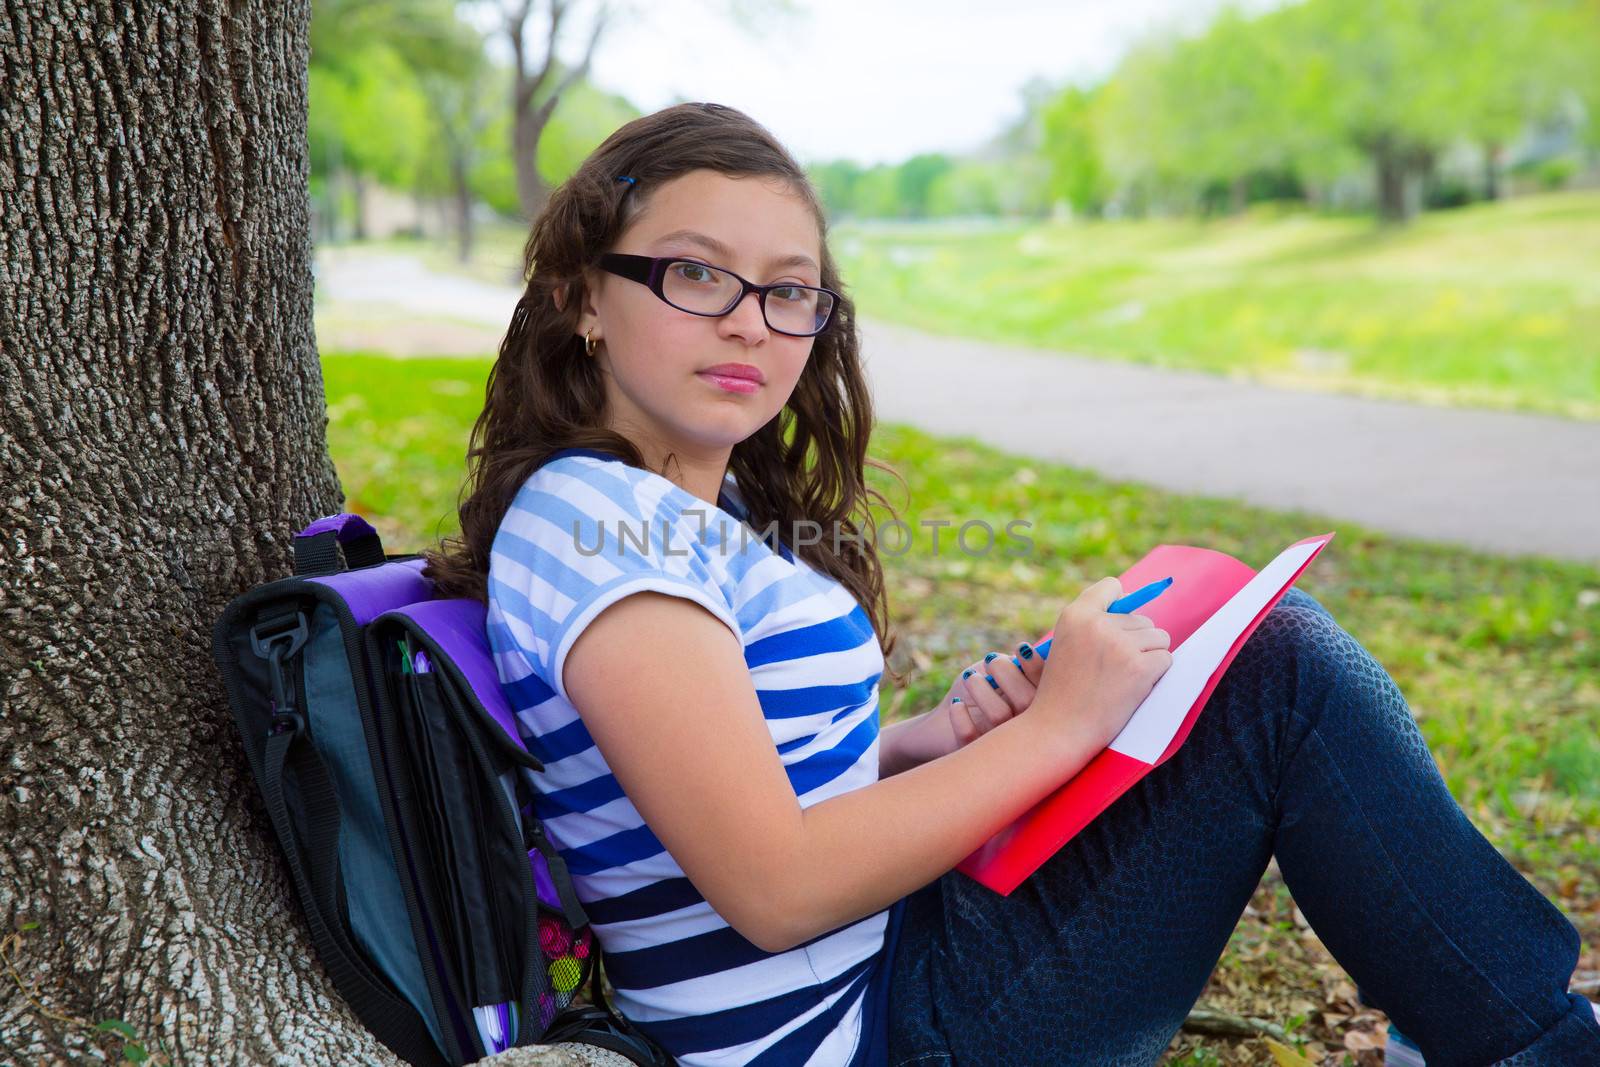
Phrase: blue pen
[
  {"left": 1013, "top": 577, "right": 1174, "bottom": 666},
  {"left": 1108, "top": 575, "right": 1174, "bottom": 615}
]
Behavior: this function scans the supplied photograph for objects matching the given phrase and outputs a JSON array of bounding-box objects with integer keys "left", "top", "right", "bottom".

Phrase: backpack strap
[
  {"left": 295, "top": 513, "right": 387, "bottom": 576},
  {"left": 526, "top": 820, "right": 590, "bottom": 932},
  {"left": 258, "top": 710, "right": 450, "bottom": 1067}
]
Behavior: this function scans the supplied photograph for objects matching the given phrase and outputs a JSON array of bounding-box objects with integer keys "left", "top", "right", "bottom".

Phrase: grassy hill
[{"left": 834, "top": 191, "right": 1600, "bottom": 419}]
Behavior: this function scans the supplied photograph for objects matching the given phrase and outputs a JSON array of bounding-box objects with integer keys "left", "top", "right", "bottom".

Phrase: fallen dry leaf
[
  {"left": 1344, "top": 1028, "right": 1384, "bottom": 1052},
  {"left": 1263, "top": 1037, "right": 1317, "bottom": 1066}
]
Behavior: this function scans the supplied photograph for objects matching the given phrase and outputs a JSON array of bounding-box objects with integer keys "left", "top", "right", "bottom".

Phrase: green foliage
[
  {"left": 895, "top": 153, "right": 956, "bottom": 216},
  {"left": 311, "top": 0, "right": 479, "bottom": 81},
  {"left": 94, "top": 1019, "right": 150, "bottom": 1062},
  {"left": 1040, "top": 0, "right": 1600, "bottom": 221},
  {"left": 307, "top": 0, "right": 637, "bottom": 224},
  {"left": 1039, "top": 86, "right": 1106, "bottom": 215},
  {"left": 1536, "top": 158, "right": 1579, "bottom": 190},
  {"left": 309, "top": 0, "right": 483, "bottom": 237},
  {"left": 857, "top": 166, "right": 908, "bottom": 218},
  {"left": 925, "top": 160, "right": 1006, "bottom": 217},
  {"left": 810, "top": 159, "right": 866, "bottom": 219},
  {"left": 309, "top": 45, "right": 433, "bottom": 189},
  {"left": 812, "top": 152, "right": 1052, "bottom": 221}
]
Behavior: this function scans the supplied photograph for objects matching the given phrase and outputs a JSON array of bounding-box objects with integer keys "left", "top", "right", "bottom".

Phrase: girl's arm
[
  {"left": 880, "top": 646, "right": 1047, "bottom": 778},
  {"left": 564, "top": 582, "right": 1154, "bottom": 955},
  {"left": 878, "top": 708, "right": 951, "bottom": 778}
]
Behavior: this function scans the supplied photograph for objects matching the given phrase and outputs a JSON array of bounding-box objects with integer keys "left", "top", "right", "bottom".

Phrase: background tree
[
  {"left": 308, "top": 0, "right": 480, "bottom": 239},
  {"left": 310, "top": 45, "right": 433, "bottom": 238},
  {"left": 1040, "top": 85, "right": 1107, "bottom": 218},
  {"left": 420, "top": 56, "right": 499, "bottom": 263},
  {"left": 483, "top": 0, "right": 802, "bottom": 221},
  {"left": 810, "top": 159, "right": 865, "bottom": 220},
  {"left": 491, "top": 0, "right": 613, "bottom": 221},
  {"left": 469, "top": 73, "right": 640, "bottom": 224}
]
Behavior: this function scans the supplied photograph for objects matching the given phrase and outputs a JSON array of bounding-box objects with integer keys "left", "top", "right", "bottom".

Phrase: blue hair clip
[{"left": 615, "top": 175, "right": 637, "bottom": 188}]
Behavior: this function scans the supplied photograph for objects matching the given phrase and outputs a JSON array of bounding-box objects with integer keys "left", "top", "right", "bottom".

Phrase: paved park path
[{"left": 316, "top": 249, "right": 1600, "bottom": 565}]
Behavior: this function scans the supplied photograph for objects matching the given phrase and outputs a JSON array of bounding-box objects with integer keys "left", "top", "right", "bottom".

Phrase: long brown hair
[{"left": 423, "top": 102, "right": 907, "bottom": 684}]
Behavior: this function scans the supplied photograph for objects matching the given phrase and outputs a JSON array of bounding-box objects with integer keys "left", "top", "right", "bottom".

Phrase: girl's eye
[
  {"left": 673, "top": 262, "right": 717, "bottom": 284},
  {"left": 770, "top": 285, "right": 809, "bottom": 303}
]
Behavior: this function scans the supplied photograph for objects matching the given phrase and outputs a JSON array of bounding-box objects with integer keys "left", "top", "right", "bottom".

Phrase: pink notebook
[{"left": 956, "top": 532, "right": 1337, "bottom": 896}]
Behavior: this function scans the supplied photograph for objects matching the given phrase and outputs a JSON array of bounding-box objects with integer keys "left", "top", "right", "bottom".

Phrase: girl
[{"left": 422, "top": 102, "right": 1600, "bottom": 1066}]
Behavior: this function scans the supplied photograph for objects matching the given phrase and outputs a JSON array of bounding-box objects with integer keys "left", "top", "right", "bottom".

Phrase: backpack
[{"left": 211, "top": 512, "right": 675, "bottom": 1066}]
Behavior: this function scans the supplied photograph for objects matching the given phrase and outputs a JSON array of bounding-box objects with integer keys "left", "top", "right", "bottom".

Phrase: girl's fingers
[
  {"left": 982, "top": 651, "right": 1034, "bottom": 711},
  {"left": 1136, "top": 627, "right": 1171, "bottom": 652},
  {"left": 1116, "top": 613, "right": 1155, "bottom": 629},
  {"left": 953, "top": 682, "right": 991, "bottom": 738},
  {"left": 948, "top": 696, "right": 982, "bottom": 747},
  {"left": 960, "top": 662, "right": 1016, "bottom": 730},
  {"left": 1007, "top": 641, "right": 1045, "bottom": 684}
]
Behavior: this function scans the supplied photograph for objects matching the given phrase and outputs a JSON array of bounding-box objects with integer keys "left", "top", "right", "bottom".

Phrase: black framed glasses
[{"left": 597, "top": 253, "right": 839, "bottom": 337}]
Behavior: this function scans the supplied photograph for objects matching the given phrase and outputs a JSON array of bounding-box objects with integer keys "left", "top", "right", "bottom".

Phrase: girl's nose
[{"left": 719, "top": 290, "right": 770, "bottom": 341}]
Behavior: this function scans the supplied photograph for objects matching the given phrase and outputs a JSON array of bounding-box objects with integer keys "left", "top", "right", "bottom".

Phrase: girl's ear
[{"left": 565, "top": 271, "right": 601, "bottom": 340}]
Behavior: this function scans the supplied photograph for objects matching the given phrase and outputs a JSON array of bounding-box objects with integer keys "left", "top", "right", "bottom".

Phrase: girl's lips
[{"left": 697, "top": 371, "right": 762, "bottom": 394}]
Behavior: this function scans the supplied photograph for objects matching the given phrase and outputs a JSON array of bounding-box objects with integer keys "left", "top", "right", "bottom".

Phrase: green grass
[
  {"left": 833, "top": 191, "right": 1600, "bottom": 419},
  {"left": 322, "top": 350, "right": 1600, "bottom": 891},
  {"left": 321, "top": 352, "right": 490, "bottom": 545}
]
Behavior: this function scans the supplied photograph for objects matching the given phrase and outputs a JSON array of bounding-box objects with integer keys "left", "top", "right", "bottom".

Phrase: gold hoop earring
[{"left": 584, "top": 328, "right": 599, "bottom": 357}]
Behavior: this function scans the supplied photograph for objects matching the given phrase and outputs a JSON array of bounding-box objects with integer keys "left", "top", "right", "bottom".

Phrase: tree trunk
[
  {"left": 513, "top": 105, "right": 552, "bottom": 223},
  {"left": 1, "top": 6, "right": 623, "bottom": 1063},
  {"left": 352, "top": 171, "right": 370, "bottom": 240},
  {"left": 1373, "top": 137, "right": 1411, "bottom": 224},
  {"left": 1484, "top": 141, "right": 1504, "bottom": 201},
  {"left": 453, "top": 154, "right": 475, "bottom": 265},
  {"left": 0, "top": 2, "right": 383, "bottom": 1062}
]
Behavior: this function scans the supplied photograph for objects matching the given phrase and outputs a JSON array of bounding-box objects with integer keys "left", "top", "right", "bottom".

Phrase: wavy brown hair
[{"left": 422, "top": 101, "right": 908, "bottom": 685}]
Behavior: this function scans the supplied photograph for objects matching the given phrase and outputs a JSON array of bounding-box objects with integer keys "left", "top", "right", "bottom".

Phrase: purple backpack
[{"left": 211, "top": 513, "right": 672, "bottom": 1066}]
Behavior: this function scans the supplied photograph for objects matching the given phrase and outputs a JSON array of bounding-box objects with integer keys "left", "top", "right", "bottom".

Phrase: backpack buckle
[
  {"left": 250, "top": 611, "right": 309, "bottom": 661},
  {"left": 269, "top": 710, "right": 305, "bottom": 738},
  {"left": 251, "top": 611, "right": 310, "bottom": 736}
]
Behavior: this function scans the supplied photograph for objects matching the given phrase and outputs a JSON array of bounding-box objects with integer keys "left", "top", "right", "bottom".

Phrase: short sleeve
[{"left": 487, "top": 458, "right": 741, "bottom": 707}]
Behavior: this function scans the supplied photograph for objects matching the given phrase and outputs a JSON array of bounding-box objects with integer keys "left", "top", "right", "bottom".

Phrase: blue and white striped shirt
[{"left": 486, "top": 447, "right": 906, "bottom": 1066}]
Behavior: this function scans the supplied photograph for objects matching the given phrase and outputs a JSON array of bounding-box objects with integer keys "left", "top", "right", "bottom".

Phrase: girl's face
[{"left": 577, "top": 169, "right": 824, "bottom": 464}]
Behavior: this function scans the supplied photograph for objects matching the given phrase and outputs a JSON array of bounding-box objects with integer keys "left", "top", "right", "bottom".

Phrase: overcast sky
[{"left": 531, "top": 0, "right": 1292, "bottom": 166}]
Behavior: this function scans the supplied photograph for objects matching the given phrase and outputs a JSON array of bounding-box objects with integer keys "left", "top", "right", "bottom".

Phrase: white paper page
[{"left": 1107, "top": 537, "right": 1325, "bottom": 764}]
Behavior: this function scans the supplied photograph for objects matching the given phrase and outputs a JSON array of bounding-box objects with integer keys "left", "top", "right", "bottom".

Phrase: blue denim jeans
[{"left": 884, "top": 587, "right": 1600, "bottom": 1067}]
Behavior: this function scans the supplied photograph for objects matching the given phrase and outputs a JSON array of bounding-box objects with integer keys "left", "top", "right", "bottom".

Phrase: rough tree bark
[
  {"left": 0, "top": 3, "right": 576, "bottom": 1064},
  {"left": 1, "top": 2, "right": 622, "bottom": 1061},
  {"left": 0, "top": 1, "right": 389, "bottom": 1061}
]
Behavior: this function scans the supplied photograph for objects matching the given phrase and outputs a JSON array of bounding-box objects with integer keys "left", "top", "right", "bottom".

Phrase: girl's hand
[{"left": 938, "top": 640, "right": 1047, "bottom": 752}]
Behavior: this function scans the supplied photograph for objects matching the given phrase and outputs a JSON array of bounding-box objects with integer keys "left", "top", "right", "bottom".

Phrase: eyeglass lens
[{"left": 661, "top": 260, "right": 833, "bottom": 335}]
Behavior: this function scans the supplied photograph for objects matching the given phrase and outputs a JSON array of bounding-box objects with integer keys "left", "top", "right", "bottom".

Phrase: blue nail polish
[
  {"left": 962, "top": 668, "right": 974, "bottom": 679},
  {"left": 985, "top": 674, "right": 998, "bottom": 690},
  {"left": 984, "top": 652, "right": 998, "bottom": 663},
  {"left": 1019, "top": 643, "right": 1033, "bottom": 660},
  {"left": 952, "top": 697, "right": 962, "bottom": 704},
  {"left": 1011, "top": 656, "right": 1021, "bottom": 670}
]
